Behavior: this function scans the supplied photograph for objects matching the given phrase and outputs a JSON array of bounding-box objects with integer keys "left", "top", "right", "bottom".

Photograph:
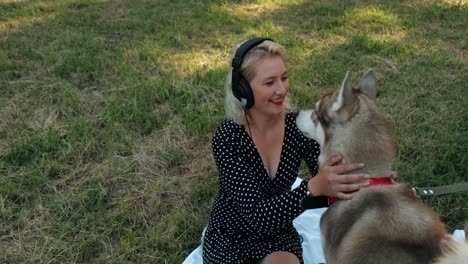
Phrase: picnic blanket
[{"left": 182, "top": 178, "right": 466, "bottom": 264}]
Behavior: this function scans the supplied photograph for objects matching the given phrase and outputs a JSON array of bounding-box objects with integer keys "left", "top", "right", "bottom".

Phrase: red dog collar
[{"left": 329, "top": 177, "right": 394, "bottom": 205}]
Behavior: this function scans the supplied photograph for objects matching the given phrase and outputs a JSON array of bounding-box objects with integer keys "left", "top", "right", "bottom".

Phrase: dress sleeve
[
  {"left": 290, "top": 112, "right": 329, "bottom": 209},
  {"left": 298, "top": 128, "right": 321, "bottom": 176},
  {"left": 212, "top": 124, "right": 310, "bottom": 233},
  {"left": 301, "top": 135, "right": 320, "bottom": 176}
]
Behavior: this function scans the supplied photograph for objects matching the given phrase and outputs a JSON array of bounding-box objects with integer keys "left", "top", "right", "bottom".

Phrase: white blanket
[{"left": 182, "top": 178, "right": 465, "bottom": 264}]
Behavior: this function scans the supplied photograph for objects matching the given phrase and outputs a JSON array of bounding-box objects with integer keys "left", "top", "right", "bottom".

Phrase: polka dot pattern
[{"left": 202, "top": 112, "right": 324, "bottom": 263}]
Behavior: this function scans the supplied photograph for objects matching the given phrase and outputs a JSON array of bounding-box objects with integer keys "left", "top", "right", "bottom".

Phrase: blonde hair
[{"left": 224, "top": 39, "right": 293, "bottom": 125}]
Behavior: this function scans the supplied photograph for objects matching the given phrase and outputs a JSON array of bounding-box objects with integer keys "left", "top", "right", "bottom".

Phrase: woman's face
[{"left": 248, "top": 55, "right": 289, "bottom": 118}]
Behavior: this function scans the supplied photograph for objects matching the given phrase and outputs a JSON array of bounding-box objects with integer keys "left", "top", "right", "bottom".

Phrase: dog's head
[{"left": 296, "top": 70, "right": 396, "bottom": 176}]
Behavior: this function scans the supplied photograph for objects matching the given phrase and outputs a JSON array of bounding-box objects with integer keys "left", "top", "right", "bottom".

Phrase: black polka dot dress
[{"left": 202, "top": 112, "right": 328, "bottom": 264}]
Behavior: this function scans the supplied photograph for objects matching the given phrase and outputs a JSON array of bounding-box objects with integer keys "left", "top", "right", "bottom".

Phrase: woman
[{"left": 202, "top": 38, "right": 370, "bottom": 264}]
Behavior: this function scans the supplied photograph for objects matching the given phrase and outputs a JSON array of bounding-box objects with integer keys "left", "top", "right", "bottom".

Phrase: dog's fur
[{"left": 296, "top": 70, "right": 466, "bottom": 264}]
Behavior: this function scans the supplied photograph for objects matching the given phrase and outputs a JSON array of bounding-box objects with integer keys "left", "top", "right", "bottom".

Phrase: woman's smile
[{"left": 270, "top": 100, "right": 284, "bottom": 106}]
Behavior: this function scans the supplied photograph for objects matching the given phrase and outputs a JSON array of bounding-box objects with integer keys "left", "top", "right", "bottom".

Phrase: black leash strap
[{"left": 412, "top": 182, "right": 468, "bottom": 197}]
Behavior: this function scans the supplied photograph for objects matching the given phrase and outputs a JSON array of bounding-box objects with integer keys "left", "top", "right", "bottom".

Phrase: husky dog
[{"left": 296, "top": 70, "right": 466, "bottom": 264}]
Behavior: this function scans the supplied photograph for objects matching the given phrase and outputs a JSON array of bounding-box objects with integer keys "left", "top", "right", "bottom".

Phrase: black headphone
[{"left": 231, "top": 37, "right": 273, "bottom": 109}]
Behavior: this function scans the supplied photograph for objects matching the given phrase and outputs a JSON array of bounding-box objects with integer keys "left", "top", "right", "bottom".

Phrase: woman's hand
[{"left": 307, "top": 154, "right": 370, "bottom": 200}]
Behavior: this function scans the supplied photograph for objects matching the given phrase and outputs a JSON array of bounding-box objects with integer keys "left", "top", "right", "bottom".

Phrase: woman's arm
[{"left": 307, "top": 154, "right": 370, "bottom": 199}]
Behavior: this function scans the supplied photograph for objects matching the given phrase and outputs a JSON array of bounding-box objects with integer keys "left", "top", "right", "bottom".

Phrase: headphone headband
[
  {"left": 231, "top": 37, "right": 273, "bottom": 108},
  {"left": 232, "top": 37, "right": 272, "bottom": 72}
]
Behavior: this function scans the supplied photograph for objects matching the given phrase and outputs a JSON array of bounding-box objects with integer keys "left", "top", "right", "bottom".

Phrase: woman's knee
[{"left": 260, "top": 251, "right": 300, "bottom": 264}]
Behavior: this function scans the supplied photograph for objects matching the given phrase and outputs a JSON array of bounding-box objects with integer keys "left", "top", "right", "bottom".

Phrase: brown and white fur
[{"left": 296, "top": 70, "right": 466, "bottom": 264}]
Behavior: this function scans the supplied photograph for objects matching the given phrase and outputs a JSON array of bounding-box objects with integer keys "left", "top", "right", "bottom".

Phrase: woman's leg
[{"left": 260, "top": 251, "right": 300, "bottom": 264}]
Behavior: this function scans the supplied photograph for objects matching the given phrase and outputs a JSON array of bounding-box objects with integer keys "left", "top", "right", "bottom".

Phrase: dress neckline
[{"left": 241, "top": 114, "right": 290, "bottom": 180}]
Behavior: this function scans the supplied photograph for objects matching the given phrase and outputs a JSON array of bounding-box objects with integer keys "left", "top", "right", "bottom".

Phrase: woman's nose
[{"left": 276, "top": 81, "right": 288, "bottom": 95}]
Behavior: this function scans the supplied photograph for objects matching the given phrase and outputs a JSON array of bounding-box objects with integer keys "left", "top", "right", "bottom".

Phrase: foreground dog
[{"left": 296, "top": 70, "right": 466, "bottom": 264}]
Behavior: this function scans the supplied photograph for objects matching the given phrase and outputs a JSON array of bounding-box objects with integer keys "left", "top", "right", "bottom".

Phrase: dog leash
[{"left": 412, "top": 182, "right": 468, "bottom": 197}]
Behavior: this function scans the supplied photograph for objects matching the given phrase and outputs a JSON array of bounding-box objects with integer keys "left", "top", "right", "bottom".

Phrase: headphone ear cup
[{"left": 239, "top": 76, "right": 254, "bottom": 108}]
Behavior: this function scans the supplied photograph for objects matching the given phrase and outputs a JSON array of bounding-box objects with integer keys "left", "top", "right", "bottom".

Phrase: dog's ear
[
  {"left": 331, "top": 71, "right": 354, "bottom": 112},
  {"left": 355, "top": 69, "right": 377, "bottom": 101}
]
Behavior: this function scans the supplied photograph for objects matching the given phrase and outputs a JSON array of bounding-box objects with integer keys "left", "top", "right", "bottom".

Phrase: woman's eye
[{"left": 265, "top": 81, "right": 274, "bottom": 86}]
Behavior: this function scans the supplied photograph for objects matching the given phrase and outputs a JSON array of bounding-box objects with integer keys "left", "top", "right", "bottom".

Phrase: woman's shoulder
[
  {"left": 286, "top": 111, "right": 299, "bottom": 120},
  {"left": 213, "top": 118, "right": 244, "bottom": 141},
  {"left": 216, "top": 118, "right": 242, "bottom": 132},
  {"left": 285, "top": 111, "right": 320, "bottom": 145},
  {"left": 285, "top": 111, "right": 299, "bottom": 131}
]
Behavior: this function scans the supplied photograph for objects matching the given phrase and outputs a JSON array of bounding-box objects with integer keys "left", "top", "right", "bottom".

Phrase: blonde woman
[{"left": 202, "top": 38, "right": 370, "bottom": 264}]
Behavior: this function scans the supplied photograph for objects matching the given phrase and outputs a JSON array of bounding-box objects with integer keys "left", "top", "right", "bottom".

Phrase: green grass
[{"left": 0, "top": 0, "right": 466, "bottom": 263}]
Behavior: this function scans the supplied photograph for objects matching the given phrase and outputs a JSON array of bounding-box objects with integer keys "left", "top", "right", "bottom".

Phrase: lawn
[{"left": 0, "top": 0, "right": 466, "bottom": 263}]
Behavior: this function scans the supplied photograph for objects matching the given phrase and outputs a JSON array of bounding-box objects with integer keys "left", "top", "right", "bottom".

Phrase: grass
[{"left": 0, "top": 0, "right": 466, "bottom": 263}]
